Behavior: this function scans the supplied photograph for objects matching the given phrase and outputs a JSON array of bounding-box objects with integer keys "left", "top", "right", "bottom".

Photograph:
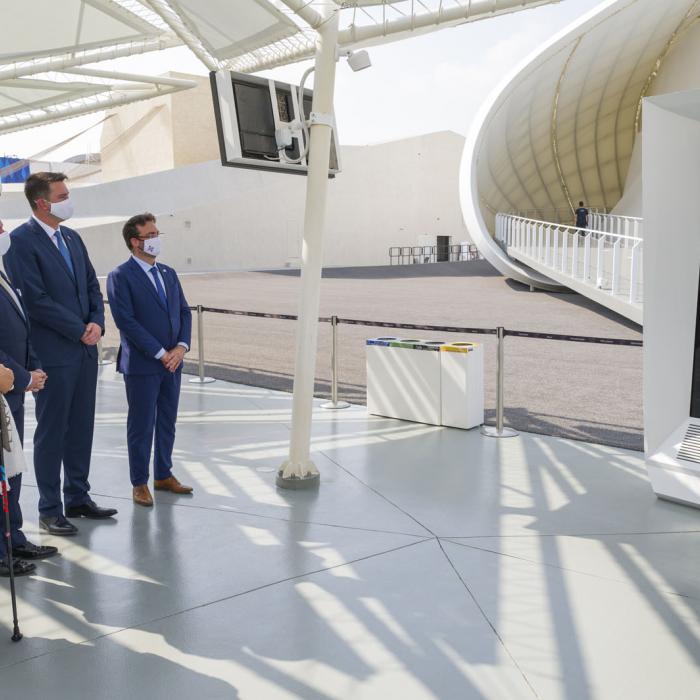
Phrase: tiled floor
[{"left": 0, "top": 366, "right": 697, "bottom": 699}]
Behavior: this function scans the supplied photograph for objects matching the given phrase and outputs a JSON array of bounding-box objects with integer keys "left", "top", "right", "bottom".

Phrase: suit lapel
[
  {"left": 127, "top": 257, "right": 167, "bottom": 311},
  {"left": 0, "top": 271, "right": 27, "bottom": 326},
  {"left": 29, "top": 218, "right": 76, "bottom": 285}
]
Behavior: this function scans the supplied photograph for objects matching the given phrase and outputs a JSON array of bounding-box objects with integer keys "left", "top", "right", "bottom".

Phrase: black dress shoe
[
  {"left": 13, "top": 541, "right": 59, "bottom": 560},
  {"left": 39, "top": 515, "right": 79, "bottom": 536},
  {"left": 0, "top": 558, "right": 36, "bottom": 577},
  {"left": 65, "top": 501, "right": 117, "bottom": 519}
]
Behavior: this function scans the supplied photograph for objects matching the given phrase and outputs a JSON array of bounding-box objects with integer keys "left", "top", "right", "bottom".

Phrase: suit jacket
[
  {"left": 2, "top": 218, "right": 105, "bottom": 367},
  {"left": 0, "top": 270, "right": 41, "bottom": 414},
  {"left": 107, "top": 257, "right": 192, "bottom": 375}
]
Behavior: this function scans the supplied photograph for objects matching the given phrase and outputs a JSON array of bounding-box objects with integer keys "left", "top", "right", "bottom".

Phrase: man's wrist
[
  {"left": 155, "top": 348, "right": 166, "bottom": 360},
  {"left": 177, "top": 342, "right": 189, "bottom": 352}
]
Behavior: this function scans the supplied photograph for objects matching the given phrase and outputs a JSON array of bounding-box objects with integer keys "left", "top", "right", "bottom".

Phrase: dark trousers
[
  {"left": 124, "top": 371, "right": 181, "bottom": 486},
  {"left": 34, "top": 354, "right": 97, "bottom": 516},
  {"left": 0, "top": 403, "right": 28, "bottom": 558}
]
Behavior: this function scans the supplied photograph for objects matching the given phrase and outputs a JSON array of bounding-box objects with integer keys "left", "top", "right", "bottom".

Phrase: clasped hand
[
  {"left": 160, "top": 345, "right": 186, "bottom": 373},
  {"left": 27, "top": 369, "right": 48, "bottom": 393},
  {"left": 81, "top": 322, "right": 102, "bottom": 346}
]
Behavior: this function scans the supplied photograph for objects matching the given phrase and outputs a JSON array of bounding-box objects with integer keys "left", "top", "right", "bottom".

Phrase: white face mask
[
  {"left": 49, "top": 197, "right": 74, "bottom": 221},
  {"left": 0, "top": 231, "right": 10, "bottom": 256},
  {"left": 142, "top": 236, "right": 161, "bottom": 257}
]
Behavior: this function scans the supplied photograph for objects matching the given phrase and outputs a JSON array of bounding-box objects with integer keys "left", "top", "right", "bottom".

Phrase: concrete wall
[{"left": 0, "top": 131, "right": 470, "bottom": 274}]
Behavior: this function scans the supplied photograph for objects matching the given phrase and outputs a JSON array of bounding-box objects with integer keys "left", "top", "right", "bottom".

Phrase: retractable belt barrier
[{"left": 104, "top": 304, "right": 643, "bottom": 425}]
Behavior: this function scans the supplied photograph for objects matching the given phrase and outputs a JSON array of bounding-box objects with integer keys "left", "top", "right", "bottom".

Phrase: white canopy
[{"left": 0, "top": 0, "right": 559, "bottom": 134}]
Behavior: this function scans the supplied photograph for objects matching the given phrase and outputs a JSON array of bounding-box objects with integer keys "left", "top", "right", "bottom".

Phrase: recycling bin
[
  {"left": 366, "top": 338, "right": 444, "bottom": 425},
  {"left": 440, "top": 342, "right": 484, "bottom": 429}
]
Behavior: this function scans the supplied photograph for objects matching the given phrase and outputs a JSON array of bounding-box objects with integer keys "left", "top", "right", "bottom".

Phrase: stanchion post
[
  {"left": 481, "top": 327, "right": 518, "bottom": 438},
  {"left": 322, "top": 315, "right": 350, "bottom": 410},
  {"left": 97, "top": 340, "right": 112, "bottom": 366},
  {"left": 188, "top": 305, "right": 215, "bottom": 385}
]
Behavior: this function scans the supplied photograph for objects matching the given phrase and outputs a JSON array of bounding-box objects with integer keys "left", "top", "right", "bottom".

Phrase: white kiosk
[{"left": 644, "top": 89, "right": 700, "bottom": 508}]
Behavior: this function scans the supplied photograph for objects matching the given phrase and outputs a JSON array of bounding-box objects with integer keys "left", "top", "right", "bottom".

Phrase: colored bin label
[
  {"left": 440, "top": 342, "right": 478, "bottom": 354},
  {"left": 366, "top": 337, "right": 398, "bottom": 347}
]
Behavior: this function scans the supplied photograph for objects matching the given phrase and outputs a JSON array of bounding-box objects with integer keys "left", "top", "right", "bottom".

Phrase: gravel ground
[{"left": 99, "top": 260, "right": 643, "bottom": 450}]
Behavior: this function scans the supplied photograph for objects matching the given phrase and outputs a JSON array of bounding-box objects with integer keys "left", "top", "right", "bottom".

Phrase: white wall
[
  {"left": 643, "top": 91, "right": 700, "bottom": 455},
  {"left": 0, "top": 131, "right": 470, "bottom": 274}
]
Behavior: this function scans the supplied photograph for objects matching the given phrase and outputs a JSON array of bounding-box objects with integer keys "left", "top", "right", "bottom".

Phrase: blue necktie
[
  {"left": 149, "top": 267, "right": 167, "bottom": 307},
  {"left": 54, "top": 230, "right": 74, "bottom": 278}
]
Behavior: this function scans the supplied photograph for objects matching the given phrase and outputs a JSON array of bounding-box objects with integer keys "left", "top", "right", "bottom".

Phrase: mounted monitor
[{"left": 210, "top": 70, "right": 340, "bottom": 177}]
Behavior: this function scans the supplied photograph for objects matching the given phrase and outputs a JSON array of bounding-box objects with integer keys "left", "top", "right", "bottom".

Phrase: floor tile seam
[
  {"left": 439, "top": 530, "right": 700, "bottom": 539},
  {"left": 0, "top": 538, "right": 433, "bottom": 672},
  {"left": 435, "top": 539, "right": 541, "bottom": 700},
  {"left": 318, "top": 448, "right": 436, "bottom": 538},
  {"left": 18, "top": 484, "right": 428, "bottom": 540},
  {"left": 440, "top": 539, "right": 700, "bottom": 602}
]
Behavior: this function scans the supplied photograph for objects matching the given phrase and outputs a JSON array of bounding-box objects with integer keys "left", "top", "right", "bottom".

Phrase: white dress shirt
[
  {"left": 130, "top": 255, "right": 188, "bottom": 360},
  {"left": 32, "top": 214, "right": 61, "bottom": 245}
]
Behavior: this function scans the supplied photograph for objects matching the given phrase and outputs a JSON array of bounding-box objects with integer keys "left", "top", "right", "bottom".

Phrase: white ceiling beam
[
  {"left": 142, "top": 0, "right": 220, "bottom": 71},
  {"left": 277, "top": 0, "right": 325, "bottom": 29},
  {"left": 0, "top": 84, "right": 187, "bottom": 135},
  {"left": 236, "top": 0, "right": 560, "bottom": 72},
  {"left": 63, "top": 67, "right": 198, "bottom": 89},
  {"left": 0, "top": 34, "right": 181, "bottom": 80}
]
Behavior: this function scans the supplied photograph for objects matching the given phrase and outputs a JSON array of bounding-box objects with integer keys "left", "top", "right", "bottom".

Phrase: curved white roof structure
[
  {"left": 0, "top": 0, "right": 557, "bottom": 135},
  {"left": 461, "top": 0, "right": 700, "bottom": 290}
]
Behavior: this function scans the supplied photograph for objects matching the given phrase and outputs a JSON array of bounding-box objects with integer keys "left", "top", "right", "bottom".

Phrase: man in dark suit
[
  {"left": 0, "top": 217, "right": 57, "bottom": 574},
  {"left": 3, "top": 173, "right": 117, "bottom": 535},
  {"left": 107, "top": 213, "right": 193, "bottom": 507}
]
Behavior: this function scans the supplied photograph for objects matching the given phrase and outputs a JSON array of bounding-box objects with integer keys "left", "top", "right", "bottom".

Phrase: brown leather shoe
[
  {"left": 154, "top": 476, "right": 193, "bottom": 495},
  {"left": 133, "top": 484, "right": 154, "bottom": 507}
]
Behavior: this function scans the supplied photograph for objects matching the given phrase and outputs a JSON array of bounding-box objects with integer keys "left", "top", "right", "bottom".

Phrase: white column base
[{"left": 277, "top": 459, "right": 320, "bottom": 490}]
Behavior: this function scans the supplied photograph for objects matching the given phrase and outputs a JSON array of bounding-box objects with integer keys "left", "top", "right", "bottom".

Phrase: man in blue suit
[
  {"left": 3, "top": 172, "right": 117, "bottom": 535},
  {"left": 0, "top": 218, "right": 57, "bottom": 574},
  {"left": 107, "top": 213, "right": 193, "bottom": 507}
]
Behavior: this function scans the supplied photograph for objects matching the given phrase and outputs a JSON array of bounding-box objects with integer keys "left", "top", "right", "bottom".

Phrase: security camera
[{"left": 341, "top": 49, "right": 372, "bottom": 72}]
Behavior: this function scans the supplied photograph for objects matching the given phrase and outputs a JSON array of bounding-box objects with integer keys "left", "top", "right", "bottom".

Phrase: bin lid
[
  {"left": 440, "top": 342, "right": 478, "bottom": 353},
  {"left": 389, "top": 339, "right": 443, "bottom": 351},
  {"left": 366, "top": 337, "right": 398, "bottom": 346}
]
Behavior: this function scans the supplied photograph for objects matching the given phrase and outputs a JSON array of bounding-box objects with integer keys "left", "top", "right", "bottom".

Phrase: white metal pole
[{"left": 278, "top": 4, "right": 339, "bottom": 489}]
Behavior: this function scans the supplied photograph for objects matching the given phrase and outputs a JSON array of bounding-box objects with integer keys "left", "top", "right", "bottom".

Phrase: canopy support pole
[{"left": 277, "top": 4, "right": 339, "bottom": 490}]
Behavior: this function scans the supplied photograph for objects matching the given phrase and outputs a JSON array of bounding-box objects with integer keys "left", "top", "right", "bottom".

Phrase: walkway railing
[
  {"left": 389, "top": 244, "right": 480, "bottom": 265},
  {"left": 496, "top": 213, "right": 643, "bottom": 306}
]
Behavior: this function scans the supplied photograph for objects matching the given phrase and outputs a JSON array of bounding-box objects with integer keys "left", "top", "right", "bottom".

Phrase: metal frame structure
[{"left": 0, "top": 0, "right": 558, "bottom": 135}]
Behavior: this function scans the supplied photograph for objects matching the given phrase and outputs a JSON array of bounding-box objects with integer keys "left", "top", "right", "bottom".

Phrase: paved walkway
[
  {"left": 1, "top": 369, "right": 697, "bottom": 699},
  {"left": 100, "top": 261, "right": 644, "bottom": 450}
]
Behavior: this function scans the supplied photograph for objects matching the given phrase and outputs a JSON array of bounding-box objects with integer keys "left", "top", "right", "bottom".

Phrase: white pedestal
[
  {"left": 366, "top": 339, "right": 442, "bottom": 425},
  {"left": 440, "top": 343, "right": 484, "bottom": 430},
  {"left": 647, "top": 418, "right": 700, "bottom": 507}
]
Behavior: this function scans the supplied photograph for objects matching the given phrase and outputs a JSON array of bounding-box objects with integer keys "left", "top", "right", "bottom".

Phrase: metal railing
[
  {"left": 496, "top": 213, "right": 644, "bottom": 305},
  {"left": 389, "top": 244, "right": 481, "bottom": 265},
  {"left": 511, "top": 207, "right": 609, "bottom": 225},
  {"left": 180, "top": 305, "right": 641, "bottom": 439},
  {"left": 589, "top": 212, "right": 643, "bottom": 239}
]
